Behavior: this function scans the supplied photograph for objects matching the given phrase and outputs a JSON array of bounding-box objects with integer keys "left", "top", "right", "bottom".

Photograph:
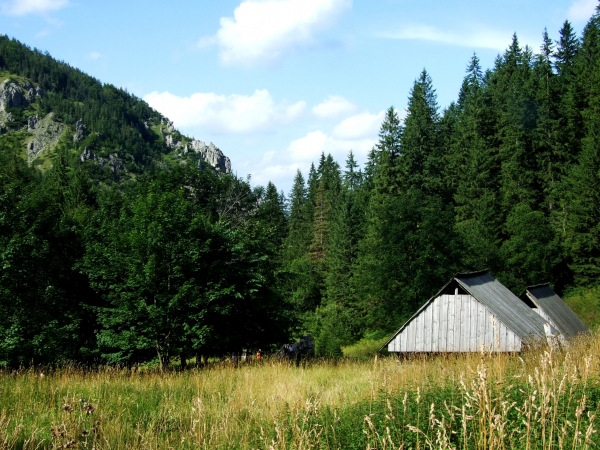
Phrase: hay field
[{"left": 1, "top": 335, "right": 600, "bottom": 449}]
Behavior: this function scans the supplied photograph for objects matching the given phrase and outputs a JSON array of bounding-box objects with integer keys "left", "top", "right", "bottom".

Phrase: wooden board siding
[
  {"left": 387, "top": 294, "right": 521, "bottom": 353},
  {"left": 532, "top": 307, "right": 558, "bottom": 330}
]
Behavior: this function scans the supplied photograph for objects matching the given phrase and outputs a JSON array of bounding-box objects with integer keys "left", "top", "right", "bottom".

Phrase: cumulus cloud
[
  {"left": 288, "top": 130, "right": 375, "bottom": 161},
  {"left": 199, "top": 0, "right": 352, "bottom": 66},
  {"left": 251, "top": 109, "right": 385, "bottom": 187},
  {"left": 312, "top": 95, "right": 357, "bottom": 119},
  {"left": 379, "top": 25, "right": 514, "bottom": 51},
  {"left": 568, "top": 0, "right": 597, "bottom": 22},
  {"left": 143, "top": 89, "right": 306, "bottom": 135},
  {"left": 332, "top": 110, "right": 385, "bottom": 140},
  {"left": 2, "top": 0, "right": 68, "bottom": 15}
]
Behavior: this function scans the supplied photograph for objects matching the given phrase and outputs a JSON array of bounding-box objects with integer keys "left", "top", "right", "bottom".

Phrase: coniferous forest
[{"left": 3, "top": 8, "right": 600, "bottom": 367}]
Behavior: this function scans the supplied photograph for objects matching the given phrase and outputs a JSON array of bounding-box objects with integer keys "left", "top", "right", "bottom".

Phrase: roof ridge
[
  {"left": 526, "top": 282, "right": 551, "bottom": 290},
  {"left": 454, "top": 268, "right": 489, "bottom": 278}
]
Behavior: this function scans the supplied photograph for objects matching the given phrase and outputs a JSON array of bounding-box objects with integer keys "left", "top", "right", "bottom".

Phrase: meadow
[{"left": 1, "top": 336, "right": 600, "bottom": 449}]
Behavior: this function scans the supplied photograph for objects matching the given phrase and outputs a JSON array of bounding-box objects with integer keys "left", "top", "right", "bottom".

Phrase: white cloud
[
  {"left": 568, "top": 0, "right": 597, "bottom": 22},
  {"left": 251, "top": 109, "right": 385, "bottom": 187},
  {"left": 86, "top": 51, "right": 102, "bottom": 60},
  {"left": 143, "top": 89, "right": 306, "bottom": 135},
  {"left": 2, "top": 0, "right": 68, "bottom": 15},
  {"left": 199, "top": 0, "right": 352, "bottom": 67},
  {"left": 380, "top": 25, "right": 514, "bottom": 51},
  {"left": 289, "top": 130, "right": 375, "bottom": 161},
  {"left": 332, "top": 110, "right": 384, "bottom": 140},
  {"left": 250, "top": 129, "right": 375, "bottom": 187},
  {"left": 312, "top": 95, "right": 357, "bottom": 119}
]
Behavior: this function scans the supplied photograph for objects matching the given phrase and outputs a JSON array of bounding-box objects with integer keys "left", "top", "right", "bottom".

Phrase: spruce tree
[
  {"left": 533, "top": 29, "right": 562, "bottom": 212},
  {"left": 399, "top": 70, "right": 443, "bottom": 197},
  {"left": 285, "top": 170, "right": 310, "bottom": 262},
  {"left": 450, "top": 54, "right": 502, "bottom": 271},
  {"left": 564, "top": 6, "right": 600, "bottom": 286},
  {"left": 491, "top": 35, "right": 539, "bottom": 210},
  {"left": 555, "top": 20, "right": 579, "bottom": 77}
]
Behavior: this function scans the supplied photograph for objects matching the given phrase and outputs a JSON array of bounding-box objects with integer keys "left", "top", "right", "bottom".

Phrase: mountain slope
[{"left": 0, "top": 35, "right": 230, "bottom": 180}]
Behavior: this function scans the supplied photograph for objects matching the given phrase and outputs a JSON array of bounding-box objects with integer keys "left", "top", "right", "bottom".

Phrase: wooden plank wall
[{"left": 388, "top": 294, "right": 521, "bottom": 353}]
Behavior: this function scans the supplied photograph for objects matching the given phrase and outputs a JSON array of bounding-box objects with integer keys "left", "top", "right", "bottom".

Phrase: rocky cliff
[
  {"left": 0, "top": 77, "right": 232, "bottom": 176},
  {"left": 0, "top": 78, "right": 43, "bottom": 111},
  {"left": 160, "top": 117, "right": 232, "bottom": 174}
]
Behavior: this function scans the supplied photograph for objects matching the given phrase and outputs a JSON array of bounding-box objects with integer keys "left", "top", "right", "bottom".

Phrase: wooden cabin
[
  {"left": 383, "top": 270, "right": 550, "bottom": 354},
  {"left": 520, "top": 284, "right": 589, "bottom": 340}
]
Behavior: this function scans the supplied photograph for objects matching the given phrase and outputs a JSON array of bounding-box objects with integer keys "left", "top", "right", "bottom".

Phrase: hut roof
[
  {"left": 521, "top": 284, "right": 589, "bottom": 338},
  {"left": 383, "top": 270, "right": 547, "bottom": 350},
  {"left": 454, "top": 271, "right": 547, "bottom": 340}
]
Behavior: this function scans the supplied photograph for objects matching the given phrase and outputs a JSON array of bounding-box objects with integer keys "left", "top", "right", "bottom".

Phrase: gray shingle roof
[{"left": 522, "top": 284, "right": 589, "bottom": 338}]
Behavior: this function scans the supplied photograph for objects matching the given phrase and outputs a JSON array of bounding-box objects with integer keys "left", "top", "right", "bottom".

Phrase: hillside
[{"left": 0, "top": 35, "right": 231, "bottom": 180}]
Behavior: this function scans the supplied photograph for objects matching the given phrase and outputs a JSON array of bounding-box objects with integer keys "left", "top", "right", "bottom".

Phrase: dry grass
[{"left": 0, "top": 334, "right": 599, "bottom": 448}]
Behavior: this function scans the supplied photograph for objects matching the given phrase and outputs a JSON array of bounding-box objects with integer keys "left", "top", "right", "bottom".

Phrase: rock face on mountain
[
  {"left": 0, "top": 78, "right": 43, "bottom": 111},
  {"left": 73, "top": 118, "right": 86, "bottom": 142},
  {"left": 158, "top": 116, "right": 232, "bottom": 174},
  {"left": 0, "top": 75, "right": 233, "bottom": 176},
  {"left": 188, "top": 140, "right": 232, "bottom": 174},
  {"left": 26, "top": 113, "right": 67, "bottom": 159},
  {"left": 80, "top": 146, "right": 128, "bottom": 177}
]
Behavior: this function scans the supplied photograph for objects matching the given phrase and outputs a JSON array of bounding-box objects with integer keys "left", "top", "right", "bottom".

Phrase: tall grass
[{"left": 1, "top": 335, "right": 599, "bottom": 449}]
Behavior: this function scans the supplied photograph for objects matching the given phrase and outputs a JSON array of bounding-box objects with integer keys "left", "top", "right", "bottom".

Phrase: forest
[{"left": 2, "top": 6, "right": 600, "bottom": 368}]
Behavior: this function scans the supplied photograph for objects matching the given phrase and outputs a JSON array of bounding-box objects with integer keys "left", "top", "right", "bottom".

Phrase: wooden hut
[
  {"left": 520, "top": 284, "right": 589, "bottom": 340},
  {"left": 383, "top": 270, "right": 549, "bottom": 354}
]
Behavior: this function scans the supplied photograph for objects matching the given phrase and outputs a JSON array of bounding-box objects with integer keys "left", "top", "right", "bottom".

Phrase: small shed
[
  {"left": 384, "top": 270, "right": 549, "bottom": 353},
  {"left": 520, "top": 284, "right": 589, "bottom": 339}
]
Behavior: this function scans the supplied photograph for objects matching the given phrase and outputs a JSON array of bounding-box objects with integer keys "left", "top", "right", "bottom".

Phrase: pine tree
[
  {"left": 492, "top": 34, "right": 539, "bottom": 210},
  {"left": 325, "top": 152, "right": 365, "bottom": 315},
  {"left": 533, "top": 29, "right": 562, "bottom": 212},
  {"left": 399, "top": 70, "right": 443, "bottom": 196},
  {"left": 450, "top": 54, "right": 502, "bottom": 271},
  {"left": 257, "top": 182, "right": 288, "bottom": 256},
  {"left": 285, "top": 170, "right": 310, "bottom": 262},
  {"left": 555, "top": 20, "right": 579, "bottom": 77},
  {"left": 310, "top": 178, "right": 331, "bottom": 263},
  {"left": 564, "top": 6, "right": 600, "bottom": 286}
]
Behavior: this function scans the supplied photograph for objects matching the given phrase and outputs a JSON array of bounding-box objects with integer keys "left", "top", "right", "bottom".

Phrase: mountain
[{"left": 0, "top": 34, "right": 231, "bottom": 180}]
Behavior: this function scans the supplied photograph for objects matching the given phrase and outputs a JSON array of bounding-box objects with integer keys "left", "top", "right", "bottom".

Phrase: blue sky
[{"left": 1, "top": 0, "right": 598, "bottom": 192}]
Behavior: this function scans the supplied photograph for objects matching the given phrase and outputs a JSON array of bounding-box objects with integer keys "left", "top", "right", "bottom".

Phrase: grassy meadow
[{"left": 0, "top": 335, "right": 599, "bottom": 449}]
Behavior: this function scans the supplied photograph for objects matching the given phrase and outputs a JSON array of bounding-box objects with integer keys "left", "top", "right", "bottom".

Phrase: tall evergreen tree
[
  {"left": 555, "top": 20, "right": 579, "bottom": 76},
  {"left": 399, "top": 70, "right": 444, "bottom": 197},
  {"left": 368, "top": 107, "right": 403, "bottom": 197},
  {"left": 285, "top": 170, "right": 310, "bottom": 262},
  {"left": 564, "top": 6, "right": 600, "bottom": 286}
]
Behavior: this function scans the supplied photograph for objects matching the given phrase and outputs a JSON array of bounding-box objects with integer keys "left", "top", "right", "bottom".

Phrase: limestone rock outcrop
[
  {"left": 161, "top": 117, "right": 175, "bottom": 133},
  {"left": 159, "top": 116, "right": 232, "bottom": 173},
  {"left": 80, "top": 146, "right": 128, "bottom": 176},
  {"left": 27, "top": 115, "right": 40, "bottom": 132},
  {"left": 187, "top": 140, "right": 231, "bottom": 173},
  {"left": 0, "top": 79, "right": 43, "bottom": 111},
  {"left": 73, "top": 118, "right": 86, "bottom": 142},
  {"left": 26, "top": 113, "right": 67, "bottom": 159}
]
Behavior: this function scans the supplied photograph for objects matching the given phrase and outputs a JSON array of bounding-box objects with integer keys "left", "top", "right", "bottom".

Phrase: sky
[{"left": 1, "top": 0, "right": 598, "bottom": 192}]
